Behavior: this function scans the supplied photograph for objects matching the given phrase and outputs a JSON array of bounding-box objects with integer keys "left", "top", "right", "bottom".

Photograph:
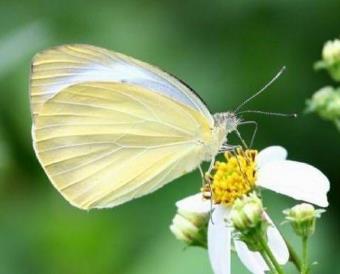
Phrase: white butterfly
[{"left": 29, "top": 44, "right": 243, "bottom": 210}]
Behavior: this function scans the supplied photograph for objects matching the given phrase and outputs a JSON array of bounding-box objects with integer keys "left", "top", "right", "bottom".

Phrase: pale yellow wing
[
  {"left": 30, "top": 44, "right": 212, "bottom": 123},
  {"left": 32, "top": 82, "right": 213, "bottom": 209}
]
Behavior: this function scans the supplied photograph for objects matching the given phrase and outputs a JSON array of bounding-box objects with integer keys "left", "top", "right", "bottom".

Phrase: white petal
[
  {"left": 265, "top": 213, "right": 289, "bottom": 265},
  {"left": 256, "top": 146, "right": 287, "bottom": 168},
  {"left": 176, "top": 193, "right": 211, "bottom": 213},
  {"left": 257, "top": 160, "right": 330, "bottom": 207},
  {"left": 208, "top": 206, "right": 231, "bottom": 274},
  {"left": 234, "top": 240, "right": 268, "bottom": 274}
]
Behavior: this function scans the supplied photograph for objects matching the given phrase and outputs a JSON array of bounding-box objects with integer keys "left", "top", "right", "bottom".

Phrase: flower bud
[
  {"left": 231, "top": 193, "right": 264, "bottom": 232},
  {"left": 305, "top": 86, "right": 340, "bottom": 129},
  {"left": 283, "top": 203, "right": 325, "bottom": 238},
  {"left": 322, "top": 39, "right": 340, "bottom": 65},
  {"left": 230, "top": 193, "right": 268, "bottom": 251},
  {"left": 315, "top": 38, "right": 340, "bottom": 81},
  {"left": 170, "top": 194, "right": 209, "bottom": 248}
]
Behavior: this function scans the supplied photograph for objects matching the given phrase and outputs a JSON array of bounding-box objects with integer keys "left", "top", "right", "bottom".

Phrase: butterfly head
[{"left": 213, "top": 112, "right": 240, "bottom": 134}]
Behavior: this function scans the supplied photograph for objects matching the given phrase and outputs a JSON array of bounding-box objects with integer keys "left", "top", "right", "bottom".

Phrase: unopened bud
[
  {"left": 306, "top": 86, "right": 339, "bottom": 118},
  {"left": 230, "top": 193, "right": 268, "bottom": 251},
  {"left": 322, "top": 39, "right": 340, "bottom": 65},
  {"left": 283, "top": 203, "right": 325, "bottom": 238},
  {"left": 305, "top": 86, "right": 340, "bottom": 129},
  {"left": 231, "top": 193, "right": 264, "bottom": 231},
  {"left": 315, "top": 39, "right": 340, "bottom": 81},
  {"left": 170, "top": 194, "right": 209, "bottom": 248}
]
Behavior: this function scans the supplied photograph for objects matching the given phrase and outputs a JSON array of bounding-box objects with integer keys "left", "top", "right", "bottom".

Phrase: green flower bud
[
  {"left": 231, "top": 193, "right": 264, "bottom": 231},
  {"left": 315, "top": 39, "right": 340, "bottom": 81},
  {"left": 170, "top": 195, "right": 209, "bottom": 248},
  {"left": 305, "top": 86, "right": 340, "bottom": 128},
  {"left": 230, "top": 193, "right": 268, "bottom": 251},
  {"left": 322, "top": 39, "right": 340, "bottom": 65},
  {"left": 283, "top": 203, "right": 325, "bottom": 238}
]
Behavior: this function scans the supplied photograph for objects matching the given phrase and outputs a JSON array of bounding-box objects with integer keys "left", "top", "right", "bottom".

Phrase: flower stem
[
  {"left": 259, "top": 235, "right": 285, "bottom": 274},
  {"left": 301, "top": 236, "right": 309, "bottom": 274},
  {"left": 259, "top": 250, "right": 277, "bottom": 273},
  {"left": 285, "top": 238, "right": 302, "bottom": 272}
]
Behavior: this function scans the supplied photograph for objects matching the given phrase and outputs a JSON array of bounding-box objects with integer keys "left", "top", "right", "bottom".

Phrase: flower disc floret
[{"left": 210, "top": 149, "right": 257, "bottom": 205}]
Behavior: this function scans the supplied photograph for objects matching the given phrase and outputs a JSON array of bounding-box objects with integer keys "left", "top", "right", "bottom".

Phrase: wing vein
[
  {"left": 53, "top": 147, "right": 123, "bottom": 177},
  {"left": 60, "top": 148, "right": 148, "bottom": 191}
]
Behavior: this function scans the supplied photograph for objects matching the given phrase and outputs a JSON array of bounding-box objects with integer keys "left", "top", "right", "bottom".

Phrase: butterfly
[{"left": 29, "top": 44, "right": 243, "bottom": 210}]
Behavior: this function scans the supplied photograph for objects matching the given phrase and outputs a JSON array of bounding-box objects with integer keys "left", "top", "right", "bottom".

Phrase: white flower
[
  {"left": 177, "top": 146, "right": 330, "bottom": 274},
  {"left": 255, "top": 146, "right": 329, "bottom": 207}
]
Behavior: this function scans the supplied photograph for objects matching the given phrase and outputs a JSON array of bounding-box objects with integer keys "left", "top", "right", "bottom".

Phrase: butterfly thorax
[{"left": 200, "top": 112, "right": 240, "bottom": 162}]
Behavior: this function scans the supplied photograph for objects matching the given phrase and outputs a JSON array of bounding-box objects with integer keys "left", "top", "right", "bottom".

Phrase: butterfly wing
[
  {"left": 30, "top": 44, "right": 212, "bottom": 123},
  {"left": 32, "top": 82, "right": 214, "bottom": 209}
]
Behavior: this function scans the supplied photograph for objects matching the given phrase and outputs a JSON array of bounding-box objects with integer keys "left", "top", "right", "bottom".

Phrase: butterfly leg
[
  {"left": 199, "top": 163, "right": 215, "bottom": 225},
  {"left": 219, "top": 144, "right": 241, "bottom": 153},
  {"left": 207, "top": 156, "right": 216, "bottom": 174},
  {"left": 237, "top": 120, "right": 258, "bottom": 148},
  {"left": 198, "top": 155, "right": 216, "bottom": 187},
  {"left": 198, "top": 165, "right": 205, "bottom": 187}
]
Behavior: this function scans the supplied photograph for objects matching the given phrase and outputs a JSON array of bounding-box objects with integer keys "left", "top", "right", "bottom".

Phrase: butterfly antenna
[
  {"left": 234, "top": 66, "right": 286, "bottom": 113},
  {"left": 237, "top": 110, "right": 298, "bottom": 118}
]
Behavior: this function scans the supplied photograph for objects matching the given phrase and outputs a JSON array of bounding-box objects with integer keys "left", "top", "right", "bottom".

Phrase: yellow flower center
[{"left": 205, "top": 149, "right": 258, "bottom": 206}]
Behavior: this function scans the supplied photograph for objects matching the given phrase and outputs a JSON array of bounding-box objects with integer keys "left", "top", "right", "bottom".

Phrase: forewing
[
  {"left": 33, "top": 82, "right": 212, "bottom": 209},
  {"left": 30, "top": 44, "right": 212, "bottom": 123}
]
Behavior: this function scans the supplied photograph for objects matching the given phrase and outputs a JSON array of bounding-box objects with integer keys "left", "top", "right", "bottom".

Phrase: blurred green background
[{"left": 0, "top": 1, "right": 339, "bottom": 273}]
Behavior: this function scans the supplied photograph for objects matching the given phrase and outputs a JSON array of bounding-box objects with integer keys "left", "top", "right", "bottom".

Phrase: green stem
[
  {"left": 259, "top": 249, "right": 277, "bottom": 273},
  {"left": 301, "top": 236, "right": 309, "bottom": 274},
  {"left": 259, "top": 235, "right": 285, "bottom": 274},
  {"left": 285, "top": 239, "right": 302, "bottom": 272}
]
